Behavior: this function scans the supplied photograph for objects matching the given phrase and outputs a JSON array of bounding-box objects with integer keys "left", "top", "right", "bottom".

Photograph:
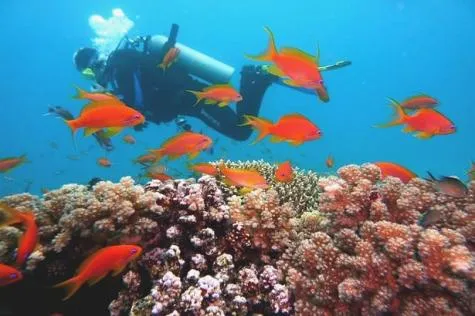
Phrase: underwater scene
[{"left": 0, "top": 0, "right": 474, "bottom": 315}]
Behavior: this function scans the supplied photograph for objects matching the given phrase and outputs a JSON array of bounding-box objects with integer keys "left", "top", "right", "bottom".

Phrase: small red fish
[
  {"left": 246, "top": 27, "right": 328, "bottom": 102},
  {"left": 374, "top": 162, "right": 417, "bottom": 184},
  {"left": 73, "top": 86, "right": 119, "bottom": 102},
  {"left": 158, "top": 47, "right": 180, "bottom": 70},
  {"left": 242, "top": 113, "right": 322, "bottom": 146},
  {"left": 0, "top": 155, "right": 28, "bottom": 173},
  {"left": 188, "top": 162, "right": 219, "bottom": 176},
  {"left": 187, "top": 84, "right": 243, "bottom": 107},
  {"left": 134, "top": 153, "right": 158, "bottom": 166},
  {"left": 394, "top": 95, "right": 438, "bottom": 110},
  {"left": 0, "top": 263, "right": 23, "bottom": 286},
  {"left": 54, "top": 245, "right": 142, "bottom": 300},
  {"left": 150, "top": 132, "right": 213, "bottom": 161},
  {"left": 377, "top": 99, "right": 455, "bottom": 139},
  {"left": 219, "top": 164, "right": 268, "bottom": 190},
  {"left": 66, "top": 99, "right": 145, "bottom": 137},
  {"left": 123, "top": 135, "right": 136, "bottom": 144},
  {"left": 97, "top": 157, "right": 112, "bottom": 168},
  {"left": 145, "top": 165, "right": 172, "bottom": 181},
  {"left": 326, "top": 155, "right": 334, "bottom": 168},
  {"left": 0, "top": 203, "right": 38, "bottom": 266},
  {"left": 275, "top": 161, "right": 294, "bottom": 183}
]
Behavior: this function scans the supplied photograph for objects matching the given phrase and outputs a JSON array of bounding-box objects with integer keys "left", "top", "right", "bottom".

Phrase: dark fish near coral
[
  {"left": 87, "top": 177, "right": 103, "bottom": 190},
  {"left": 43, "top": 105, "right": 74, "bottom": 120},
  {"left": 426, "top": 172, "right": 468, "bottom": 198},
  {"left": 419, "top": 209, "right": 442, "bottom": 227}
]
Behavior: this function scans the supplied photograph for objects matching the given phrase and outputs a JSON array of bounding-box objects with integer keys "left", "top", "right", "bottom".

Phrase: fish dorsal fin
[
  {"left": 203, "top": 83, "right": 233, "bottom": 91},
  {"left": 280, "top": 47, "right": 316, "bottom": 63},
  {"left": 80, "top": 99, "right": 126, "bottom": 115},
  {"left": 161, "top": 131, "right": 192, "bottom": 148},
  {"left": 282, "top": 113, "right": 308, "bottom": 121},
  {"left": 77, "top": 248, "right": 107, "bottom": 273}
]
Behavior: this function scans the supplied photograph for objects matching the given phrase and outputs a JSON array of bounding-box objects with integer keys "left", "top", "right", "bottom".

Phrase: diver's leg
[{"left": 236, "top": 65, "right": 278, "bottom": 119}]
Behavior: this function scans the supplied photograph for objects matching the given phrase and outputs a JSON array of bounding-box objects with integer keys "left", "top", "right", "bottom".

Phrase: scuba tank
[{"left": 149, "top": 24, "right": 235, "bottom": 84}]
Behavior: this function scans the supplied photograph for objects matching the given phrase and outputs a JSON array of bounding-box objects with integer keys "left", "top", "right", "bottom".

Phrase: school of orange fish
[{"left": 0, "top": 26, "right": 473, "bottom": 298}]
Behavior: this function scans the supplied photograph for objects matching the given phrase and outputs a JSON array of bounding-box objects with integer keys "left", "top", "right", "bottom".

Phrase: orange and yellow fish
[
  {"left": 97, "top": 157, "right": 112, "bottom": 168},
  {"left": 0, "top": 203, "right": 38, "bottom": 266},
  {"left": 0, "top": 263, "right": 23, "bottom": 286},
  {"left": 246, "top": 26, "right": 328, "bottom": 102},
  {"left": 188, "top": 162, "right": 219, "bottom": 176},
  {"left": 242, "top": 113, "right": 322, "bottom": 146},
  {"left": 0, "top": 155, "right": 28, "bottom": 173},
  {"left": 219, "top": 164, "right": 269, "bottom": 190},
  {"left": 187, "top": 84, "right": 242, "bottom": 107},
  {"left": 274, "top": 161, "right": 294, "bottom": 183},
  {"left": 326, "top": 155, "right": 334, "bottom": 168},
  {"left": 144, "top": 165, "right": 172, "bottom": 181},
  {"left": 149, "top": 131, "right": 213, "bottom": 161},
  {"left": 65, "top": 99, "right": 145, "bottom": 137},
  {"left": 134, "top": 153, "right": 158, "bottom": 166},
  {"left": 54, "top": 245, "right": 142, "bottom": 300},
  {"left": 392, "top": 95, "right": 438, "bottom": 110},
  {"left": 377, "top": 99, "right": 456, "bottom": 139},
  {"left": 73, "top": 86, "right": 119, "bottom": 102},
  {"left": 158, "top": 47, "right": 180, "bottom": 70},
  {"left": 123, "top": 135, "right": 136, "bottom": 144},
  {"left": 374, "top": 162, "right": 417, "bottom": 184}
]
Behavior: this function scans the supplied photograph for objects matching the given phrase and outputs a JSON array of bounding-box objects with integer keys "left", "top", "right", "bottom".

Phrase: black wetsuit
[{"left": 96, "top": 44, "right": 275, "bottom": 140}]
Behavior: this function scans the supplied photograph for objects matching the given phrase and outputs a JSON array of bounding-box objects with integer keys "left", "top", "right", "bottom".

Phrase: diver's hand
[{"left": 134, "top": 121, "right": 149, "bottom": 132}]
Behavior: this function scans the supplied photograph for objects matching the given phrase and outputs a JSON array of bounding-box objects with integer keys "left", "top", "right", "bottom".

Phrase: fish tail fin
[
  {"left": 425, "top": 171, "right": 437, "bottom": 182},
  {"left": 0, "top": 202, "right": 24, "bottom": 227},
  {"left": 53, "top": 276, "right": 84, "bottom": 301},
  {"left": 73, "top": 85, "right": 87, "bottom": 99},
  {"left": 245, "top": 26, "right": 278, "bottom": 62},
  {"left": 240, "top": 115, "right": 273, "bottom": 144},
  {"left": 64, "top": 119, "right": 79, "bottom": 152},
  {"left": 375, "top": 97, "right": 407, "bottom": 128},
  {"left": 186, "top": 90, "right": 203, "bottom": 106}
]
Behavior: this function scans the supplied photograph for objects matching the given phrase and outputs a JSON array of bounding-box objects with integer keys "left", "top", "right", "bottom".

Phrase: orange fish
[
  {"left": 0, "top": 203, "right": 38, "bottom": 266},
  {"left": 123, "top": 135, "right": 136, "bottom": 144},
  {"left": 0, "top": 155, "right": 28, "bottom": 173},
  {"left": 158, "top": 47, "right": 180, "bottom": 70},
  {"left": 394, "top": 95, "right": 438, "bottom": 110},
  {"left": 146, "top": 172, "right": 173, "bottom": 181},
  {"left": 219, "top": 164, "right": 268, "bottom": 189},
  {"left": 149, "top": 131, "right": 213, "bottom": 161},
  {"left": 187, "top": 84, "right": 243, "bottom": 107},
  {"left": 242, "top": 113, "right": 322, "bottom": 146},
  {"left": 73, "top": 86, "right": 119, "bottom": 102},
  {"left": 188, "top": 162, "right": 219, "bottom": 176},
  {"left": 374, "top": 162, "right": 417, "bottom": 184},
  {"left": 65, "top": 100, "right": 145, "bottom": 137},
  {"left": 275, "top": 161, "right": 294, "bottom": 182},
  {"left": 377, "top": 99, "right": 455, "bottom": 139},
  {"left": 0, "top": 263, "right": 23, "bottom": 286},
  {"left": 246, "top": 27, "right": 328, "bottom": 102},
  {"left": 54, "top": 245, "right": 142, "bottom": 300},
  {"left": 134, "top": 153, "right": 158, "bottom": 166},
  {"left": 97, "top": 157, "right": 112, "bottom": 168},
  {"left": 326, "top": 155, "right": 334, "bottom": 168}
]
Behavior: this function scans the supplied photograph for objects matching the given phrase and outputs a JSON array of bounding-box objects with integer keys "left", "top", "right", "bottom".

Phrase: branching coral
[{"left": 0, "top": 161, "right": 473, "bottom": 315}]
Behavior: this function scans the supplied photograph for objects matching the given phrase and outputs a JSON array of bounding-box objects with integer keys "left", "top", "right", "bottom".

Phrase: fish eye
[
  {"left": 9, "top": 273, "right": 17, "bottom": 279},
  {"left": 130, "top": 248, "right": 137, "bottom": 254},
  {"left": 319, "top": 80, "right": 324, "bottom": 85},
  {"left": 450, "top": 125, "right": 456, "bottom": 130},
  {"left": 134, "top": 114, "right": 142, "bottom": 119}
]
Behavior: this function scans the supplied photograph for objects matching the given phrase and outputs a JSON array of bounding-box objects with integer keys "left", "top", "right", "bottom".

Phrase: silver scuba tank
[{"left": 149, "top": 35, "right": 235, "bottom": 84}]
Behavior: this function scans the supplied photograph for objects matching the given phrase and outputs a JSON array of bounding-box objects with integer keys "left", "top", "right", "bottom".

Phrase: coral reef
[{"left": 0, "top": 161, "right": 473, "bottom": 315}]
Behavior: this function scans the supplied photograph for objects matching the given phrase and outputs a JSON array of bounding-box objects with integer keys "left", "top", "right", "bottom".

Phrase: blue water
[{"left": 1, "top": 0, "right": 474, "bottom": 196}]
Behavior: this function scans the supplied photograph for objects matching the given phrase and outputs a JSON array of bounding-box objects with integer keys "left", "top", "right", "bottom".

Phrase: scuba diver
[{"left": 73, "top": 24, "right": 351, "bottom": 143}]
